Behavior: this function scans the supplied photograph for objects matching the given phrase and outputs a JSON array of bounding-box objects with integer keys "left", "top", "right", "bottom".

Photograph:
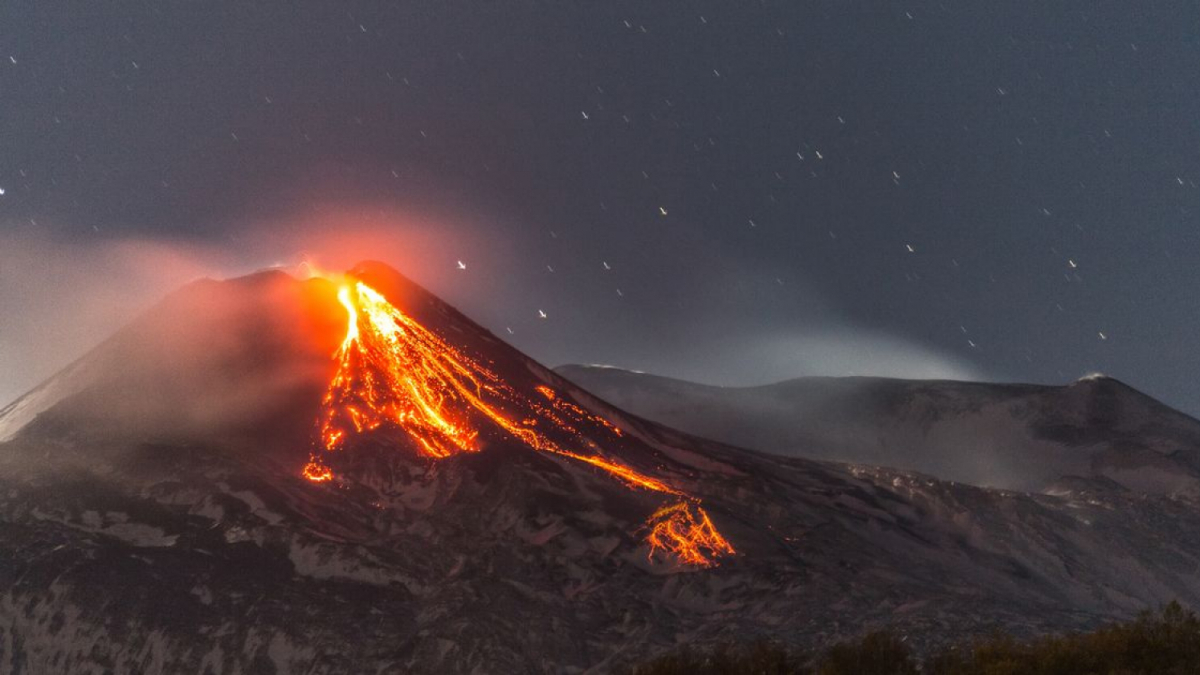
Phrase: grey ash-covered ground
[{"left": 4, "top": 263, "right": 1200, "bottom": 674}]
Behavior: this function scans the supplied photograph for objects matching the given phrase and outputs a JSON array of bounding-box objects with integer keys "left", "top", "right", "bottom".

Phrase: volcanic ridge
[{"left": 3, "top": 262, "right": 1200, "bottom": 673}]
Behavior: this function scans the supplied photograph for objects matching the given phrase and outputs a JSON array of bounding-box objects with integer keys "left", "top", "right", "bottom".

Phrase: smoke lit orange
[{"left": 304, "top": 277, "right": 734, "bottom": 566}]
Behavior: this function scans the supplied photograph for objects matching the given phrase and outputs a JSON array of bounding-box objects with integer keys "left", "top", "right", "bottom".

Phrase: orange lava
[
  {"left": 318, "top": 282, "right": 482, "bottom": 459},
  {"left": 646, "top": 501, "right": 736, "bottom": 567},
  {"left": 305, "top": 277, "right": 733, "bottom": 566},
  {"left": 302, "top": 461, "right": 333, "bottom": 482}
]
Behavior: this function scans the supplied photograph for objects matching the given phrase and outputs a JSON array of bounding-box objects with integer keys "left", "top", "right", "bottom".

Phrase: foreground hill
[
  {"left": 556, "top": 365, "right": 1200, "bottom": 496},
  {"left": 2, "top": 263, "right": 1200, "bottom": 674}
]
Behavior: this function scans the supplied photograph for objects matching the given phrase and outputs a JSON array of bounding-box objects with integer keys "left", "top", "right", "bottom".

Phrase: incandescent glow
[
  {"left": 316, "top": 281, "right": 484, "bottom": 461},
  {"left": 337, "top": 285, "right": 359, "bottom": 352},
  {"left": 646, "top": 501, "right": 736, "bottom": 567},
  {"left": 302, "top": 462, "right": 333, "bottom": 482},
  {"left": 304, "top": 277, "right": 733, "bottom": 566}
]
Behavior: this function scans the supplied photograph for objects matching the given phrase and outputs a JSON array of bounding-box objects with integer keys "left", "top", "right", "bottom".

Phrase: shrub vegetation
[{"left": 626, "top": 602, "right": 1200, "bottom": 675}]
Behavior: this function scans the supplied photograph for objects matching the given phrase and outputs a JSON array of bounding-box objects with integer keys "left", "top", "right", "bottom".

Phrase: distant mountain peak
[
  {"left": 558, "top": 365, "right": 1200, "bottom": 497},
  {"left": 7, "top": 264, "right": 1200, "bottom": 672}
]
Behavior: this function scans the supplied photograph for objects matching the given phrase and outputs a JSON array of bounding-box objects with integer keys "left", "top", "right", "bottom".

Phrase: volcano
[
  {"left": 5, "top": 262, "right": 1200, "bottom": 673},
  {"left": 556, "top": 365, "right": 1200, "bottom": 496}
]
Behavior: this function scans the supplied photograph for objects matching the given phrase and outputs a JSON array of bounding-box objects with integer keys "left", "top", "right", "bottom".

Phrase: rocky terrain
[
  {"left": 557, "top": 365, "right": 1200, "bottom": 496},
  {"left": 3, "top": 263, "right": 1200, "bottom": 674}
]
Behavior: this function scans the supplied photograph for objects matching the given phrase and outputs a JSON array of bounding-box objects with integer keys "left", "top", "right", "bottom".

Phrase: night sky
[{"left": 3, "top": 3, "right": 1200, "bottom": 415}]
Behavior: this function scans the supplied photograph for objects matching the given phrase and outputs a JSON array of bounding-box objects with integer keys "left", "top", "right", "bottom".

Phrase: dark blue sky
[{"left": 3, "top": 2, "right": 1200, "bottom": 414}]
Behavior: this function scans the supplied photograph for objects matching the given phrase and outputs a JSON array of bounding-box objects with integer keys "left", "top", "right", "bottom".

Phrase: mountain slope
[
  {"left": 555, "top": 365, "right": 1200, "bottom": 495},
  {"left": 3, "top": 264, "right": 1200, "bottom": 673}
]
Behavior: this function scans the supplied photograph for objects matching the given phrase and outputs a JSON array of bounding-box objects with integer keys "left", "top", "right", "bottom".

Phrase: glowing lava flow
[
  {"left": 304, "top": 279, "right": 734, "bottom": 566},
  {"left": 315, "top": 282, "right": 482, "bottom": 459},
  {"left": 646, "top": 501, "right": 736, "bottom": 567}
]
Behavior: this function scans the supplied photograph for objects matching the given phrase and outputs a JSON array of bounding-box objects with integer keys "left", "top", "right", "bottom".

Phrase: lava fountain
[{"left": 304, "top": 276, "right": 734, "bottom": 567}]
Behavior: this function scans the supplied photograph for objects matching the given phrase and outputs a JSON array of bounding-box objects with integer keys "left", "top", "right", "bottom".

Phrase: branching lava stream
[{"left": 304, "top": 279, "right": 734, "bottom": 566}]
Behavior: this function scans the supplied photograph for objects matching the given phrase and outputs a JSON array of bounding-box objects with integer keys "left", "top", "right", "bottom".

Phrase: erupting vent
[{"left": 304, "top": 277, "right": 734, "bottom": 566}]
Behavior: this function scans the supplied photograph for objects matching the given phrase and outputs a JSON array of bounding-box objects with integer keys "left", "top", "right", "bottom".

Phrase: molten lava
[
  {"left": 316, "top": 282, "right": 483, "bottom": 460},
  {"left": 301, "top": 462, "right": 333, "bottom": 483},
  {"left": 646, "top": 501, "right": 736, "bottom": 567},
  {"left": 304, "top": 277, "right": 734, "bottom": 566}
]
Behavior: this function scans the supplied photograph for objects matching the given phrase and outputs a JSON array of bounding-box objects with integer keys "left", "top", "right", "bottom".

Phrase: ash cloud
[
  {"left": 625, "top": 328, "right": 986, "bottom": 387},
  {"left": 0, "top": 228, "right": 226, "bottom": 410},
  {"left": 0, "top": 207, "right": 515, "bottom": 409},
  {"left": 0, "top": 204, "right": 987, "bottom": 416},
  {"left": 519, "top": 244, "right": 989, "bottom": 388}
]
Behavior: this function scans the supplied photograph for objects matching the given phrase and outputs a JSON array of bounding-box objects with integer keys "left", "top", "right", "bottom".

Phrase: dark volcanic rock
[
  {"left": 556, "top": 365, "right": 1200, "bottom": 496},
  {"left": 3, "top": 265, "right": 1200, "bottom": 674}
]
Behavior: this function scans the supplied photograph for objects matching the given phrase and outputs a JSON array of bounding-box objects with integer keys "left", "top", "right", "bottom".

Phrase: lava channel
[{"left": 304, "top": 278, "right": 734, "bottom": 567}]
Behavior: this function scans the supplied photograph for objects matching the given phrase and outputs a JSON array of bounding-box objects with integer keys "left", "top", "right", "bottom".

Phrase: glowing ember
[
  {"left": 305, "top": 276, "right": 733, "bottom": 566},
  {"left": 646, "top": 501, "right": 736, "bottom": 567},
  {"left": 302, "top": 461, "right": 333, "bottom": 482}
]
